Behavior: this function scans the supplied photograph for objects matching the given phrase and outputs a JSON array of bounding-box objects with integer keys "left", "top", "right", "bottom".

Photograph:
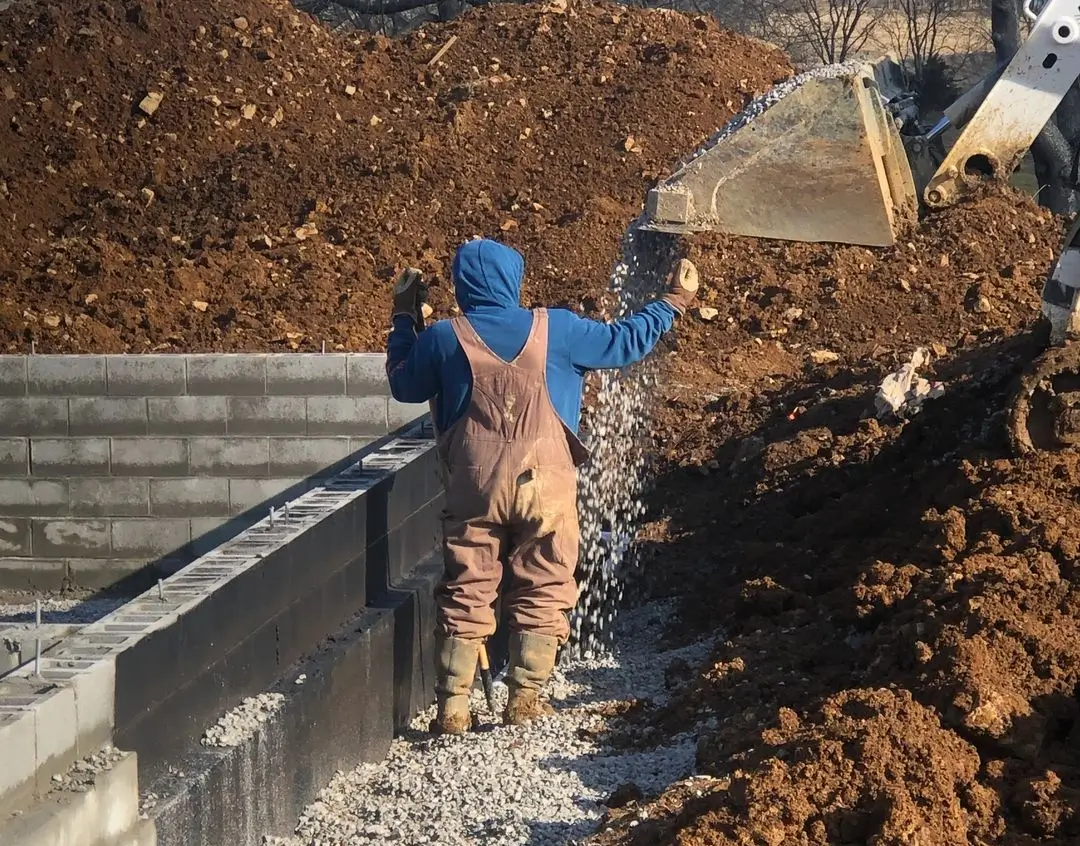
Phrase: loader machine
[{"left": 640, "top": 0, "right": 1080, "bottom": 456}]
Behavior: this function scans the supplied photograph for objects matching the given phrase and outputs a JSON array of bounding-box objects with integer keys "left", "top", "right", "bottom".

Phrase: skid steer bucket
[{"left": 642, "top": 64, "right": 919, "bottom": 248}]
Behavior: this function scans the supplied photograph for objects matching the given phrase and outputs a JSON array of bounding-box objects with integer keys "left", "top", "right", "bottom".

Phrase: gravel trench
[
  {"left": 0, "top": 592, "right": 129, "bottom": 624},
  {"left": 268, "top": 601, "right": 713, "bottom": 846}
]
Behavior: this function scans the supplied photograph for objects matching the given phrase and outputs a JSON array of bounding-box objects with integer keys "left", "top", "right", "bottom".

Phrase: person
[{"left": 385, "top": 237, "right": 699, "bottom": 734}]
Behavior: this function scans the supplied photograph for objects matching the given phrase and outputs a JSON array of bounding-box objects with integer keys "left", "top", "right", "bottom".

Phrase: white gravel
[
  {"left": 270, "top": 601, "right": 713, "bottom": 846},
  {"left": 668, "top": 60, "right": 868, "bottom": 175},
  {"left": 0, "top": 594, "right": 130, "bottom": 624},
  {"left": 203, "top": 693, "right": 286, "bottom": 747}
]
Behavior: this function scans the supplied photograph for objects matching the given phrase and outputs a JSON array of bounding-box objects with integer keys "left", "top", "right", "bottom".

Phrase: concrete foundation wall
[
  {"left": 0, "top": 354, "right": 425, "bottom": 590},
  {"left": 1, "top": 423, "right": 450, "bottom": 846}
]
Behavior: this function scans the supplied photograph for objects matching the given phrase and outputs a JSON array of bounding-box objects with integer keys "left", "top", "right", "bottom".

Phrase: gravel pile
[
  {"left": 268, "top": 601, "right": 715, "bottom": 846},
  {"left": 203, "top": 693, "right": 286, "bottom": 747},
  {"left": 48, "top": 745, "right": 127, "bottom": 793}
]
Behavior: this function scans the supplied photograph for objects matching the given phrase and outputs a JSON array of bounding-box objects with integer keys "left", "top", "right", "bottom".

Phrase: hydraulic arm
[{"left": 923, "top": 0, "right": 1080, "bottom": 208}]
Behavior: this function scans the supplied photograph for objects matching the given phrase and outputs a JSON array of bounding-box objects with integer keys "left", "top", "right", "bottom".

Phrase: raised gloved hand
[
  {"left": 392, "top": 267, "right": 429, "bottom": 331},
  {"left": 661, "top": 258, "right": 699, "bottom": 315}
]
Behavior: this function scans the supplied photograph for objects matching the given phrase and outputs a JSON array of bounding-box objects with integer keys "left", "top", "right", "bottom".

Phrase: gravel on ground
[
  {"left": 266, "top": 601, "right": 713, "bottom": 846},
  {"left": 0, "top": 592, "right": 130, "bottom": 624}
]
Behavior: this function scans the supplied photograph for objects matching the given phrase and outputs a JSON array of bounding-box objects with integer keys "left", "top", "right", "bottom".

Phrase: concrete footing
[{"left": 0, "top": 750, "right": 155, "bottom": 846}]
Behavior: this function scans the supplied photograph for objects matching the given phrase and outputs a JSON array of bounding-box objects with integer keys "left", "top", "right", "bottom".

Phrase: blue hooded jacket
[{"left": 385, "top": 238, "right": 677, "bottom": 436}]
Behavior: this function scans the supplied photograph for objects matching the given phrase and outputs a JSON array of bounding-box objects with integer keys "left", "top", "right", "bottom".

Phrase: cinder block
[
  {"left": 0, "top": 479, "right": 68, "bottom": 516},
  {"left": 70, "top": 659, "right": 115, "bottom": 754},
  {"left": 346, "top": 354, "right": 392, "bottom": 396},
  {"left": 388, "top": 399, "right": 427, "bottom": 430},
  {"left": 148, "top": 397, "right": 227, "bottom": 435},
  {"left": 32, "top": 519, "right": 110, "bottom": 558},
  {"left": 6, "top": 748, "right": 141, "bottom": 846},
  {"left": 150, "top": 478, "right": 230, "bottom": 517},
  {"left": 67, "top": 557, "right": 184, "bottom": 588},
  {"left": 0, "top": 558, "right": 67, "bottom": 591},
  {"left": 0, "top": 439, "right": 28, "bottom": 475},
  {"left": 34, "top": 684, "right": 78, "bottom": 793},
  {"left": 188, "top": 437, "right": 269, "bottom": 477},
  {"left": 228, "top": 478, "right": 307, "bottom": 514},
  {"left": 69, "top": 478, "right": 150, "bottom": 517},
  {"left": 69, "top": 397, "right": 148, "bottom": 436},
  {"left": 106, "top": 355, "right": 186, "bottom": 396},
  {"left": 0, "top": 398, "right": 68, "bottom": 436},
  {"left": 0, "top": 711, "right": 36, "bottom": 810},
  {"left": 226, "top": 396, "right": 306, "bottom": 435},
  {"left": 306, "top": 396, "right": 387, "bottom": 436},
  {"left": 0, "top": 519, "right": 31, "bottom": 556},
  {"left": 189, "top": 517, "right": 240, "bottom": 555},
  {"left": 266, "top": 354, "right": 347, "bottom": 395},
  {"left": 27, "top": 355, "right": 105, "bottom": 395},
  {"left": 186, "top": 355, "right": 266, "bottom": 396},
  {"left": 268, "top": 438, "right": 353, "bottom": 476},
  {"left": 0, "top": 356, "right": 27, "bottom": 396},
  {"left": 31, "top": 438, "right": 110, "bottom": 476},
  {"left": 111, "top": 438, "right": 188, "bottom": 477},
  {"left": 111, "top": 518, "right": 190, "bottom": 558}
]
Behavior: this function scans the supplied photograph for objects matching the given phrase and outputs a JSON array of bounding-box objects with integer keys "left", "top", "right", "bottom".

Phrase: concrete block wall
[
  {"left": 0, "top": 354, "right": 426, "bottom": 590},
  {"left": 0, "top": 426, "right": 444, "bottom": 843}
]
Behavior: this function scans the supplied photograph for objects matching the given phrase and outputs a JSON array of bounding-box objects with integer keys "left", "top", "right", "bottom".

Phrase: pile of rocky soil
[
  {"left": 0, "top": 0, "right": 789, "bottom": 352},
  {"left": 586, "top": 187, "right": 1080, "bottom": 845}
]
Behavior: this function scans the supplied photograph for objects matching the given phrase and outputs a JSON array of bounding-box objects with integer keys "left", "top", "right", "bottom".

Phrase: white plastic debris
[{"left": 875, "top": 347, "right": 945, "bottom": 419}]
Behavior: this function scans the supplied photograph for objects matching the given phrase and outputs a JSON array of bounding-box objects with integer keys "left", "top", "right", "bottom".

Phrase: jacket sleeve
[
  {"left": 567, "top": 299, "right": 678, "bottom": 372},
  {"left": 385, "top": 315, "right": 440, "bottom": 403}
]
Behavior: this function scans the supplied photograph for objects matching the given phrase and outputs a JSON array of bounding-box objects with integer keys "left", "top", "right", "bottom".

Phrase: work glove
[
  {"left": 661, "top": 258, "right": 699, "bottom": 316},
  {"left": 392, "top": 267, "right": 429, "bottom": 331}
]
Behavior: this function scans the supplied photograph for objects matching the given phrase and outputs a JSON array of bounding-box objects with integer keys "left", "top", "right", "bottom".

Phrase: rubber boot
[
  {"left": 432, "top": 635, "right": 480, "bottom": 735},
  {"left": 503, "top": 631, "right": 559, "bottom": 726}
]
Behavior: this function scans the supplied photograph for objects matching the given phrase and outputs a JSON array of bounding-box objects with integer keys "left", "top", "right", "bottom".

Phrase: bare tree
[
  {"left": 786, "top": 0, "right": 885, "bottom": 63},
  {"left": 885, "top": 0, "right": 954, "bottom": 88}
]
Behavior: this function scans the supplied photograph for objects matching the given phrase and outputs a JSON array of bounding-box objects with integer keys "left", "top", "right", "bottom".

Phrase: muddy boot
[
  {"left": 432, "top": 635, "right": 480, "bottom": 735},
  {"left": 503, "top": 632, "right": 559, "bottom": 726}
]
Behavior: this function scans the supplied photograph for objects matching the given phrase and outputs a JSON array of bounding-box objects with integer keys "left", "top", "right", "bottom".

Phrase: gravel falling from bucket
[{"left": 568, "top": 222, "right": 678, "bottom": 661}]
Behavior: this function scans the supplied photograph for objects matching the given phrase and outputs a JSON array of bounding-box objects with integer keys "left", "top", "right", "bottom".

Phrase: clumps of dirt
[
  {"left": 590, "top": 186, "right": 1080, "bottom": 846},
  {"left": 601, "top": 690, "right": 995, "bottom": 845},
  {"left": 0, "top": 0, "right": 790, "bottom": 353},
  {"left": 656, "top": 188, "right": 1059, "bottom": 459}
]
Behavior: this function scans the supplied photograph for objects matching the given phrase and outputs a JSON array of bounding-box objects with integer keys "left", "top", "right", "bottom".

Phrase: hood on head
[{"left": 451, "top": 238, "right": 524, "bottom": 311}]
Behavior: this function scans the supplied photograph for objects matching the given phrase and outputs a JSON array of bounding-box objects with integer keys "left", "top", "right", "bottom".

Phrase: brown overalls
[{"left": 433, "top": 309, "right": 589, "bottom": 643}]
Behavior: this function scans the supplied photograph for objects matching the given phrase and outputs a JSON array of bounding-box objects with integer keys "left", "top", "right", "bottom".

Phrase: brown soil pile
[
  {"left": 587, "top": 188, "right": 1080, "bottom": 845},
  {"left": 0, "top": 0, "right": 789, "bottom": 353}
]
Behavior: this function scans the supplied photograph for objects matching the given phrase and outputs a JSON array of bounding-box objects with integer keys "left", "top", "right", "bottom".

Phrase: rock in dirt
[
  {"left": 809, "top": 349, "right": 839, "bottom": 364},
  {"left": 137, "top": 91, "right": 163, "bottom": 116}
]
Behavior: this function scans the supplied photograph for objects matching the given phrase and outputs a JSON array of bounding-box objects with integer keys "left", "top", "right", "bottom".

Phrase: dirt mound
[
  {"left": 0, "top": 0, "right": 790, "bottom": 353},
  {"left": 585, "top": 187, "right": 1080, "bottom": 845}
]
